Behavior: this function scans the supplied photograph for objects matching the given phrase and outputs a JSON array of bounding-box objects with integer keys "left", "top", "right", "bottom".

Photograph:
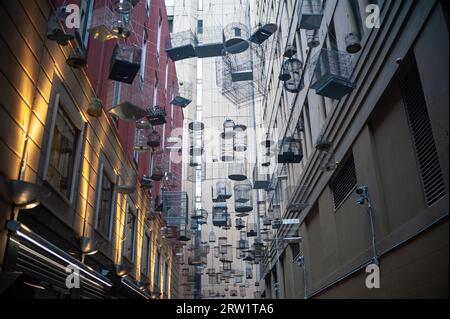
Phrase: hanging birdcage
[
  {"left": 316, "top": 135, "right": 337, "bottom": 172},
  {"left": 212, "top": 181, "right": 232, "bottom": 202},
  {"left": 222, "top": 261, "right": 232, "bottom": 271},
  {"left": 247, "top": 223, "right": 257, "bottom": 237},
  {"left": 66, "top": 32, "right": 87, "bottom": 69},
  {"left": 278, "top": 137, "right": 303, "bottom": 164},
  {"left": 306, "top": 29, "right": 320, "bottom": 48},
  {"left": 162, "top": 191, "right": 189, "bottom": 227},
  {"left": 220, "top": 132, "right": 234, "bottom": 162},
  {"left": 234, "top": 181, "right": 253, "bottom": 215},
  {"left": 166, "top": 30, "right": 198, "bottom": 62},
  {"left": 236, "top": 239, "right": 249, "bottom": 250},
  {"left": 223, "top": 216, "right": 232, "bottom": 230},
  {"left": 146, "top": 129, "right": 161, "bottom": 148},
  {"left": 253, "top": 166, "right": 271, "bottom": 190},
  {"left": 218, "top": 237, "right": 228, "bottom": 246},
  {"left": 171, "top": 81, "right": 193, "bottom": 108},
  {"left": 109, "top": 42, "right": 141, "bottom": 84},
  {"left": 280, "top": 58, "right": 304, "bottom": 93},
  {"left": 228, "top": 156, "right": 248, "bottom": 181},
  {"left": 246, "top": 264, "right": 253, "bottom": 279},
  {"left": 196, "top": 26, "right": 225, "bottom": 58},
  {"left": 212, "top": 203, "right": 228, "bottom": 227},
  {"left": 261, "top": 230, "right": 270, "bottom": 242},
  {"left": 223, "top": 23, "right": 250, "bottom": 54},
  {"left": 310, "top": 48, "right": 356, "bottom": 100},
  {"left": 187, "top": 163, "right": 206, "bottom": 182},
  {"left": 219, "top": 245, "right": 233, "bottom": 263},
  {"left": 108, "top": 78, "right": 149, "bottom": 122},
  {"left": 134, "top": 128, "right": 151, "bottom": 153},
  {"left": 209, "top": 231, "right": 216, "bottom": 243},
  {"left": 299, "top": 0, "right": 324, "bottom": 30},
  {"left": 88, "top": 6, "right": 120, "bottom": 41},
  {"left": 223, "top": 119, "right": 236, "bottom": 138},
  {"left": 148, "top": 105, "right": 167, "bottom": 126},
  {"left": 160, "top": 226, "right": 178, "bottom": 239},
  {"left": 150, "top": 153, "right": 166, "bottom": 181},
  {"left": 189, "top": 121, "right": 205, "bottom": 156},
  {"left": 249, "top": 23, "right": 278, "bottom": 45},
  {"left": 214, "top": 246, "right": 220, "bottom": 258},
  {"left": 233, "top": 125, "right": 248, "bottom": 152},
  {"left": 262, "top": 215, "right": 272, "bottom": 227},
  {"left": 191, "top": 207, "right": 208, "bottom": 221},
  {"left": 235, "top": 218, "right": 246, "bottom": 230},
  {"left": 116, "top": 168, "right": 136, "bottom": 194},
  {"left": 253, "top": 240, "right": 264, "bottom": 258}
]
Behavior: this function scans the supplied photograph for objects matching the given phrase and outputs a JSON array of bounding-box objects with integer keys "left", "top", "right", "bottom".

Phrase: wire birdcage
[
  {"left": 212, "top": 203, "right": 228, "bottom": 227},
  {"left": 150, "top": 153, "right": 166, "bottom": 181},
  {"left": 107, "top": 79, "right": 149, "bottom": 122},
  {"left": 233, "top": 125, "right": 248, "bottom": 152},
  {"left": 228, "top": 156, "right": 248, "bottom": 181},
  {"left": 189, "top": 121, "right": 205, "bottom": 156},
  {"left": 299, "top": 0, "right": 324, "bottom": 30},
  {"left": 171, "top": 81, "right": 193, "bottom": 108},
  {"left": 212, "top": 181, "right": 232, "bottom": 202},
  {"left": 247, "top": 223, "right": 257, "bottom": 237},
  {"left": 109, "top": 42, "right": 141, "bottom": 84},
  {"left": 278, "top": 137, "right": 303, "bottom": 164},
  {"left": 236, "top": 239, "right": 249, "bottom": 250},
  {"left": 220, "top": 132, "right": 234, "bottom": 162},
  {"left": 209, "top": 231, "right": 216, "bottom": 243},
  {"left": 187, "top": 162, "right": 206, "bottom": 182},
  {"left": 310, "top": 48, "right": 356, "bottom": 100},
  {"left": 223, "top": 22, "right": 250, "bottom": 54},
  {"left": 88, "top": 6, "right": 117, "bottom": 41},
  {"left": 196, "top": 26, "right": 224, "bottom": 58},
  {"left": 162, "top": 191, "right": 189, "bottom": 227},
  {"left": 234, "top": 182, "right": 253, "bottom": 215},
  {"left": 219, "top": 245, "right": 233, "bottom": 263},
  {"left": 235, "top": 218, "right": 246, "bottom": 230},
  {"left": 116, "top": 167, "right": 136, "bottom": 194},
  {"left": 166, "top": 30, "right": 198, "bottom": 62}
]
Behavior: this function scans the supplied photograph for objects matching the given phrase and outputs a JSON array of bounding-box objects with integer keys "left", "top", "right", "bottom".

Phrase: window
[
  {"left": 400, "top": 59, "right": 446, "bottom": 207},
  {"left": 198, "top": 0, "right": 203, "bottom": 11},
  {"left": 123, "top": 205, "right": 137, "bottom": 262},
  {"left": 141, "top": 30, "right": 148, "bottom": 83},
  {"left": 95, "top": 168, "right": 115, "bottom": 238},
  {"left": 163, "top": 262, "right": 169, "bottom": 295},
  {"left": 156, "top": 14, "right": 163, "bottom": 61},
  {"left": 197, "top": 19, "right": 203, "bottom": 34},
  {"left": 133, "top": 128, "right": 140, "bottom": 163},
  {"left": 331, "top": 154, "right": 357, "bottom": 209},
  {"left": 146, "top": 0, "right": 151, "bottom": 16},
  {"left": 153, "top": 75, "right": 159, "bottom": 107},
  {"left": 154, "top": 245, "right": 161, "bottom": 287},
  {"left": 167, "top": 15, "right": 174, "bottom": 33},
  {"left": 142, "top": 233, "right": 151, "bottom": 276},
  {"left": 47, "top": 106, "right": 79, "bottom": 199}
]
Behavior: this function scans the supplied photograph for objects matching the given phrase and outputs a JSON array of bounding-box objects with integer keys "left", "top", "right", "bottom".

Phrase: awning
[{"left": 3, "top": 220, "right": 112, "bottom": 299}]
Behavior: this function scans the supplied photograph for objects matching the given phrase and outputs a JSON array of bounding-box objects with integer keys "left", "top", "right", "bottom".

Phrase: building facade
[
  {"left": 0, "top": 0, "right": 183, "bottom": 298},
  {"left": 256, "top": 0, "right": 448, "bottom": 298}
]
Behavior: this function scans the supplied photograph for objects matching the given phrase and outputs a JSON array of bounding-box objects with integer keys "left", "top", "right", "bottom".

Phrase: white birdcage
[
  {"left": 234, "top": 181, "right": 253, "bottom": 214},
  {"left": 223, "top": 22, "right": 250, "bottom": 54},
  {"left": 228, "top": 156, "right": 248, "bottom": 181},
  {"left": 233, "top": 125, "right": 248, "bottom": 152},
  {"left": 166, "top": 30, "right": 198, "bottom": 62},
  {"left": 212, "top": 181, "right": 232, "bottom": 202},
  {"left": 212, "top": 203, "right": 228, "bottom": 227},
  {"left": 162, "top": 191, "right": 189, "bottom": 227}
]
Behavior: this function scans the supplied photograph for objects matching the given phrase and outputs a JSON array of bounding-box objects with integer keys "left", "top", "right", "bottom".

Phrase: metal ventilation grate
[
  {"left": 332, "top": 154, "right": 357, "bottom": 209},
  {"left": 400, "top": 61, "right": 446, "bottom": 207}
]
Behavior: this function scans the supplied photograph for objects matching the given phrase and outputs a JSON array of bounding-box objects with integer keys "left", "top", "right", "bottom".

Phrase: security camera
[
  {"left": 355, "top": 186, "right": 367, "bottom": 195},
  {"left": 297, "top": 255, "right": 305, "bottom": 267}
]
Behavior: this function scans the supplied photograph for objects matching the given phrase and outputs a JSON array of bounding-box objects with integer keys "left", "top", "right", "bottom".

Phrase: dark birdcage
[
  {"left": 196, "top": 26, "right": 224, "bottom": 58},
  {"left": 212, "top": 181, "right": 232, "bottom": 202},
  {"left": 280, "top": 58, "right": 304, "bottom": 93},
  {"left": 235, "top": 218, "right": 246, "bottom": 230},
  {"left": 212, "top": 203, "right": 228, "bottom": 227},
  {"left": 236, "top": 239, "right": 249, "bottom": 250},
  {"left": 166, "top": 30, "right": 198, "bottom": 62},
  {"left": 109, "top": 43, "right": 141, "bottom": 84},
  {"left": 223, "top": 22, "right": 250, "bottom": 54},
  {"left": 191, "top": 207, "right": 208, "bottom": 221},
  {"left": 219, "top": 245, "right": 233, "bottom": 263},
  {"left": 233, "top": 125, "right": 248, "bottom": 152},
  {"left": 147, "top": 105, "right": 167, "bottom": 126},
  {"left": 189, "top": 121, "right": 205, "bottom": 156},
  {"left": 310, "top": 48, "right": 356, "bottom": 99},
  {"left": 278, "top": 137, "right": 303, "bottom": 164},
  {"left": 146, "top": 129, "right": 161, "bottom": 148},
  {"left": 249, "top": 23, "right": 278, "bottom": 45},
  {"left": 162, "top": 191, "right": 189, "bottom": 227},
  {"left": 299, "top": 0, "right": 324, "bottom": 30},
  {"left": 247, "top": 223, "right": 257, "bottom": 237},
  {"left": 171, "top": 81, "right": 193, "bottom": 108},
  {"left": 150, "top": 154, "right": 165, "bottom": 181}
]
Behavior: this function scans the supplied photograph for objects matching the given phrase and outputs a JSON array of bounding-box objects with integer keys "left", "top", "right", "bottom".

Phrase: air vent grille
[{"left": 332, "top": 154, "right": 357, "bottom": 209}]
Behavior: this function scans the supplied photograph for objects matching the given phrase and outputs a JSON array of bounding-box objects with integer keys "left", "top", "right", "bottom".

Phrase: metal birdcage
[
  {"left": 278, "top": 137, "right": 303, "bottom": 164},
  {"left": 147, "top": 129, "right": 161, "bottom": 148},
  {"left": 249, "top": 23, "right": 278, "bottom": 45},
  {"left": 212, "top": 203, "right": 228, "bottom": 227},
  {"left": 316, "top": 135, "right": 337, "bottom": 172},
  {"left": 237, "top": 239, "right": 249, "bottom": 250},
  {"left": 196, "top": 26, "right": 224, "bottom": 58},
  {"left": 228, "top": 156, "right": 248, "bottom": 181},
  {"left": 218, "top": 237, "right": 228, "bottom": 246},
  {"left": 214, "top": 246, "right": 220, "bottom": 258},
  {"left": 134, "top": 128, "right": 151, "bottom": 153},
  {"left": 306, "top": 29, "right": 320, "bottom": 48},
  {"left": 247, "top": 223, "right": 257, "bottom": 237},
  {"left": 280, "top": 58, "right": 304, "bottom": 93},
  {"left": 162, "top": 191, "right": 189, "bottom": 227},
  {"left": 219, "top": 245, "right": 233, "bottom": 263},
  {"left": 187, "top": 163, "right": 206, "bottom": 182},
  {"left": 109, "top": 43, "right": 141, "bottom": 84},
  {"left": 189, "top": 121, "right": 204, "bottom": 156},
  {"left": 150, "top": 153, "right": 166, "bottom": 181},
  {"left": 191, "top": 207, "right": 208, "bottom": 221},
  {"left": 234, "top": 181, "right": 253, "bottom": 215},
  {"left": 299, "top": 0, "right": 324, "bottom": 30},
  {"left": 223, "top": 23, "right": 250, "bottom": 54},
  {"left": 171, "top": 81, "right": 193, "bottom": 108},
  {"left": 223, "top": 119, "right": 236, "bottom": 138},
  {"left": 235, "top": 218, "right": 246, "bottom": 230},
  {"left": 233, "top": 125, "right": 248, "bottom": 152},
  {"left": 147, "top": 105, "right": 167, "bottom": 126},
  {"left": 246, "top": 264, "right": 253, "bottom": 279},
  {"left": 107, "top": 80, "right": 149, "bottom": 122},
  {"left": 161, "top": 226, "right": 178, "bottom": 239},
  {"left": 220, "top": 132, "right": 234, "bottom": 162},
  {"left": 310, "top": 48, "right": 356, "bottom": 100},
  {"left": 166, "top": 30, "right": 198, "bottom": 62},
  {"left": 223, "top": 216, "right": 232, "bottom": 230},
  {"left": 116, "top": 168, "right": 136, "bottom": 194},
  {"left": 212, "top": 181, "right": 232, "bottom": 202},
  {"left": 209, "top": 231, "right": 216, "bottom": 243},
  {"left": 87, "top": 6, "right": 118, "bottom": 42}
]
